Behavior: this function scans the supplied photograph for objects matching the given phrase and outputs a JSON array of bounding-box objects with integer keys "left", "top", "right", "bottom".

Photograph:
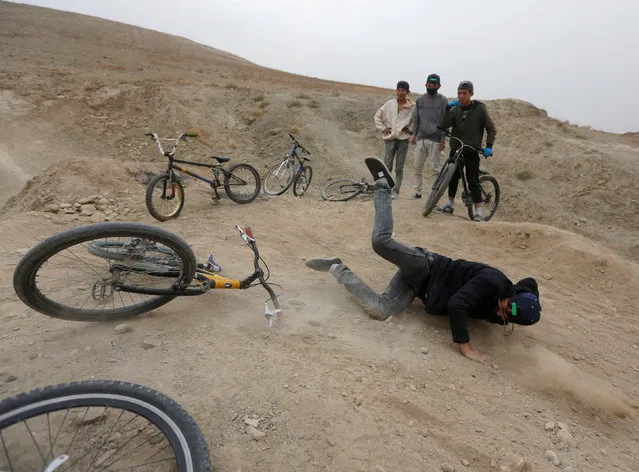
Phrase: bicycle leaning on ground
[
  {"left": 321, "top": 178, "right": 376, "bottom": 202},
  {"left": 145, "top": 132, "right": 261, "bottom": 221},
  {"left": 422, "top": 129, "right": 500, "bottom": 221},
  {"left": 0, "top": 380, "right": 212, "bottom": 471},
  {"left": 262, "top": 133, "right": 313, "bottom": 196},
  {"left": 13, "top": 221, "right": 283, "bottom": 327}
]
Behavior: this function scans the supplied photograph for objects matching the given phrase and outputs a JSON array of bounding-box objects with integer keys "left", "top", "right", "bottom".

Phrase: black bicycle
[
  {"left": 145, "top": 132, "right": 261, "bottom": 221},
  {"left": 262, "top": 134, "right": 313, "bottom": 196},
  {"left": 0, "top": 380, "right": 212, "bottom": 471},
  {"left": 321, "top": 178, "right": 375, "bottom": 202},
  {"left": 422, "top": 130, "right": 500, "bottom": 221}
]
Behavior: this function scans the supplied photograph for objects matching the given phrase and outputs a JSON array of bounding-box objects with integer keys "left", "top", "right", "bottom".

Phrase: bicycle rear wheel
[
  {"left": 13, "top": 222, "right": 197, "bottom": 321},
  {"left": 263, "top": 160, "right": 294, "bottom": 195},
  {"left": 467, "top": 175, "right": 500, "bottom": 221},
  {"left": 292, "top": 165, "right": 313, "bottom": 197},
  {"left": 224, "top": 163, "right": 261, "bottom": 203},
  {"left": 423, "top": 161, "right": 458, "bottom": 217},
  {"left": 0, "top": 380, "right": 212, "bottom": 471},
  {"left": 145, "top": 173, "right": 185, "bottom": 221},
  {"left": 321, "top": 179, "right": 364, "bottom": 202}
]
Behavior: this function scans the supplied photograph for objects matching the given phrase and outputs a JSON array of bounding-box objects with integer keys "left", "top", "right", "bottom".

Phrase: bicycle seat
[
  {"left": 207, "top": 155, "right": 230, "bottom": 163},
  {"left": 479, "top": 169, "right": 489, "bottom": 175}
]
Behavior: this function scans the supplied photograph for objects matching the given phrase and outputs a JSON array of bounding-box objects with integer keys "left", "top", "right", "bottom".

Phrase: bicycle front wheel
[
  {"left": 224, "top": 163, "right": 261, "bottom": 203},
  {"left": 321, "top": 179, "right": 364, "bottom": 202},
  {"left": 263, "top": 160, "right": 295, "bottom": 195},
  {"left": 292, "top": 165, "right": 313, "bottom": 197},
  {"left": 467, "top": 175, "right": 500, "bottom": 221},
  {"left": 13, "top": 222, "right": 197, "bottom": 321},
  {"left": 0, "top": 380, "right": 212, "bottom": 471},
  {"left": 423, "top": 161, "right": 457, "bottom": 217},
  {"left": 146, "top": 173, "right": 185, "bottom": 221}
]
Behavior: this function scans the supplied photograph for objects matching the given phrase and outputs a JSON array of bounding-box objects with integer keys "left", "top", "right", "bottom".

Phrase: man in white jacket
[{"left": 374, "top": 81, "right": 414, "bottom": 197}]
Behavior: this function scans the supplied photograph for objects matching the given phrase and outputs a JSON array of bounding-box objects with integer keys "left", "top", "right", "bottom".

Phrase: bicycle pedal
[{"left": 207, "top": 255, "right": 222, "bottom": 272}]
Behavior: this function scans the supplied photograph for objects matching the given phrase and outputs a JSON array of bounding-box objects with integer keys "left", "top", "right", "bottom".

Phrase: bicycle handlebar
[
  {"left": 235, "top": 225, "right": 282, "bottom": 322},
  {"left": 288, "top": 133, "right": 311, "bottom": 156},
  {"left": 436, "top": 126, "right": 484, "bottom": 153}
]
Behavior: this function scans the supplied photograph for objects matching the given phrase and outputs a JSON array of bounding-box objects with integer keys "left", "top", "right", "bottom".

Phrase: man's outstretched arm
[{"left": 446, "top": 276, "right": 496, "bottom": 363}]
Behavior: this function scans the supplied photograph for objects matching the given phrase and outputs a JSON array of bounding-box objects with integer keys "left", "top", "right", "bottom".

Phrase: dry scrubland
[{"left": 0, "top": 2, "right": 638, "bottom": 471}]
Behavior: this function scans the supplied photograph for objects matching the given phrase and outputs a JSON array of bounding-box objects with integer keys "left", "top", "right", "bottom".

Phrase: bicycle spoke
[
  {"left": 24, "top": 420, "right": 47, "bottom": 468},
  {"left": 1, "top": 431, "right": 15, "bottom": 472}
]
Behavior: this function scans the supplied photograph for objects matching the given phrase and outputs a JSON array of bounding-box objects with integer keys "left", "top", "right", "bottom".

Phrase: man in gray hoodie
[{"left": 410, "top": 74, "right": 448, "bottom": 198}]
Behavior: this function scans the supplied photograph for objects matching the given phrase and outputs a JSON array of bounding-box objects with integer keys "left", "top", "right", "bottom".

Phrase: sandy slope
[{"left": 1, "top": 2, "right": 638, "bottom": 471}]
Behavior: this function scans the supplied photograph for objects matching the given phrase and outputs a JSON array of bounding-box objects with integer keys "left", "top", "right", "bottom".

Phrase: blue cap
[{"left": 511, "top": 292, "right": 541, "bottom": 325}]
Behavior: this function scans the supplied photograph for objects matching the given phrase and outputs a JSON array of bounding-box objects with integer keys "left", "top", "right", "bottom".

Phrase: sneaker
[
  {"left": 364, "top": 158, "right": 395, "bottom": 188},
  {"left": 305, "top": 257, "right": 343, "bottom": 272},
  {"left": 438, "top": 204, "right": 454, "bottom": 214},
  {"left": 473, "top": 214, "right": 484, "bottom": 222},
  {"left": 411, "top": 193, "right": 422, "bottom": 199}
]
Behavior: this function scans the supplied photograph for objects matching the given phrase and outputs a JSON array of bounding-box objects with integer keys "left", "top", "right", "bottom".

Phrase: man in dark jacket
[
  {"left": 305, "top": 158, "right": 541, "bottom": 363},
  {"left": 438, "top": 81, "right": 496, "bottom": 221}
]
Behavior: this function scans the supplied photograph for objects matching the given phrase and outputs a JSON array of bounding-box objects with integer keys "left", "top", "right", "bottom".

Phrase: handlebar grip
[
  {"left": 184, "top": 133, "right": 198, "bottom": 138},
  {"left": 244, "top": 226, "right": 255, "bottom": 240},
  {"left": 144, "top": 133, "right": 154, "bottom": 137}
]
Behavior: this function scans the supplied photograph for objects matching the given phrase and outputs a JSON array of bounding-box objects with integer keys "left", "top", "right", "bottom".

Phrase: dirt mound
[{"left": 2, "top": 157, "right": 140, "bottom": 214}]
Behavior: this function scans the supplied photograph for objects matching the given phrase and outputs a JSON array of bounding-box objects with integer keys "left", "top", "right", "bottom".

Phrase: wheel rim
[
  {"left": 295, "top": 169, "right": 311, "bottom": 195},
  {"left": 264, "top": 162, "right": 293, "bottom": 195},
  {"left": 322, "top": 180, "right": 361, "bottom": 201},
  {"left": 149, "top": 177, "right": 183, "bottom": 219},
  {"left": 28, "top": 235, "right": 187, "bottom": 317},
  {"left": 225, "top": 166, "right": 258, "bottom": 201},
  {"left": 0, "top": 395, "right": 188, "bottom": 471},
  {"left": 479, "top": 177, "right": 499, "bottom": 220}
]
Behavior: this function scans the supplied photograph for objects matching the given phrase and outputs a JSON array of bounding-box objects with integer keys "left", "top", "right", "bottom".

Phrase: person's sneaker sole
[
  {"left": 364, "top": 158, "right": 395, "bottom": 188},
  {"left": 305, "top": 257, "right": 343, "bottom": 272}
]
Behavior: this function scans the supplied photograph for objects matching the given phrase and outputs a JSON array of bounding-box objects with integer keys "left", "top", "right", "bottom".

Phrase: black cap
[
  {"left": 458, "top": 80, "right": 474, "bottom": 92},
  {"left": 427, "top": 74, "right": 441, "bottom": 85},
  {"left": 396, "top": 80, "right": 410, "bottom": 91}
]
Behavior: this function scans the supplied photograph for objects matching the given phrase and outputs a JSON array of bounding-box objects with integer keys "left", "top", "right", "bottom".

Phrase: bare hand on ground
[{"left": 459, "top": 342, "right": 491, "bottom": 363}]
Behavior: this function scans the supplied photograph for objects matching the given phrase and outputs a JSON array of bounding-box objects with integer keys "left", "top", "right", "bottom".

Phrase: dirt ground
[{"left": 1, "top": 2, "right": 638, "bottom": 471}]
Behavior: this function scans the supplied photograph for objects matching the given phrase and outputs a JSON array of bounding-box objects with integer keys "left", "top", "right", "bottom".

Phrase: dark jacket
[
  {"left": 418, "top": 253, "right": 539, "bottom": 344},
  {"left": 412, "top": 93, "right": 448, "bottom": 142},
  {"left": 440, "top": 101, "right": 496, "bottom": 151}
]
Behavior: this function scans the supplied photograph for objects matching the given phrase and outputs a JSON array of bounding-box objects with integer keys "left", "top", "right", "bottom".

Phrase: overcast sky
[{"left": 18, "top": 0, "right": 639, "bottom": 133}]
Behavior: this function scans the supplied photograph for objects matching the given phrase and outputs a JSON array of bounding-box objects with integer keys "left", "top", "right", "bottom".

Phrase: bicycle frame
[
  {"left": 439, "top": 136, "right": 483, "bottom": 204},
  {"left": 286, "top": 134, "right": 311, "bottom": 177},
  {"left": 116, "top": 225, "right": 283, "bottom": 325}
]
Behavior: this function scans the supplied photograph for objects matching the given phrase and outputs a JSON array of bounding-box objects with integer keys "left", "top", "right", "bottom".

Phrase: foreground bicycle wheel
[
  {"left": 13, "top": 223, "right": 197, "bottom": 321},
  {"left": 422, "top": 161, "right": 457, "bottom": 217},
  {"left": 146, "top": 173, "right": 185, "bottom": 221},
  {"left": 321, "top": 179, "right": 364, "bottom": 202},
  {"left": 467, "top": 175, "right": 500, "bottom": 221},
  {"left": 0, "top": 380, "right": 212, "bottom": 471},
  {"left": 224, "top": 163, "right": 261, "bottom": 203},
  {"left": 263, "top": 160, "right": 294, "bottom": 195},
  {"left": 292, "top": 166, "right": 313, "bottom": 197}
]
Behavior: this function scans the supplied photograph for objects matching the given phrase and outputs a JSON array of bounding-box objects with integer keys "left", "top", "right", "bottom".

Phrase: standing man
[
  {"left": 410, "top": 74, "right": 448, "bottom": 199},
  {"left": 438, "top": 81, "right": 496, "bottom": 221},
  {"left": 374, "top": 81, "right": 415, "bottom": 197}
]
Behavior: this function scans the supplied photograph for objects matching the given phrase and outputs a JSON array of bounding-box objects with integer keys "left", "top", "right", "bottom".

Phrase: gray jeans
[
  {"left": 383, "top": 139, "right": 409, "bottom": 192},
  {"left": 331, "top": 183, "right": 433, "bottom": 319}
]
